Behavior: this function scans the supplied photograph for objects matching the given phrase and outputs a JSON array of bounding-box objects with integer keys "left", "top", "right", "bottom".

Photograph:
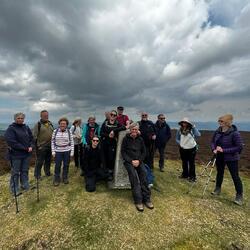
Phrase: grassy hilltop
[{"left": 0, "top": 160, "right": 249, "bottom": 250}]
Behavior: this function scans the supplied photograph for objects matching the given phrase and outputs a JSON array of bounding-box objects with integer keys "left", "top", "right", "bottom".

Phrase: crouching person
[
  {"left": 84, "top": 136, "right": 108, "bottom": 192},
  {"left": 51, "top": 117, "right": 74, "bottom": 186},
  {"left": 121, "top": 123, "right": 153, "bottom": 212}
]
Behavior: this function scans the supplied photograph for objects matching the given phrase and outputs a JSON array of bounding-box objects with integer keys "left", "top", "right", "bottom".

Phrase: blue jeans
[
  {"left": 54, "top": 151, "right": 70, "bottom": 182},
  {"left": 10, "top": 157, "right": 30, "bottom": 194}
]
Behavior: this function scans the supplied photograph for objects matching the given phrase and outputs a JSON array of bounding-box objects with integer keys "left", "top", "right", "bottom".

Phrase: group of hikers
[{"left": 4, "top": 106, "right": 244, "bottom": 211}]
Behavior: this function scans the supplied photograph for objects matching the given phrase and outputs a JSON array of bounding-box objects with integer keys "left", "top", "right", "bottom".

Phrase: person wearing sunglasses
[
  {"left": 211, "top": 114, "right": 244, "bottom": 206},
  {"left": 83, "top": 136, "right": 108, "bottom": 192},
  {"left": 155, "top": 114, "right": 171, "bottom": 172},
  {"left": 100, "top": 110, "right": 126, "bottom": 181},
  {"left": 138, "top": 112, "right": 156, "bottom": 169}
]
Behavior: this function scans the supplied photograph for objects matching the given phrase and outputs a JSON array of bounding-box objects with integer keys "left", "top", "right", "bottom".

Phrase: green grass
[{"left": 0, "top": 160, "right": 249, "bottom": 250}]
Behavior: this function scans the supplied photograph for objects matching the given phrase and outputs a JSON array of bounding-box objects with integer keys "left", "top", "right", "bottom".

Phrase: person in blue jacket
[
  {"left": 4, "top": 113, "right": 33, "bottom": 195},
  {"left": 155, "top": 114, "right": 171, "bottom": 172},
  {"left": 82, "top": 115, "right": 100, "bottom": 146},
  {"left": 176, "top": 117, "right": 201, "bottom": 182}
]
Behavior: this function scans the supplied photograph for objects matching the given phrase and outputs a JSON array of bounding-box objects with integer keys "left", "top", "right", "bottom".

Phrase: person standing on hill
[
  {"left": 176, "top": 118, "right": 201, "bottom": 182},
  {"left": 51, "top": 117, "right": 74, "bottom": 186},
  {"left": 82, "top": 115, "right": 100, "bottom": 146},
  {"left": 5, "top": 112, "right": 33, "bottom": 195},
  {"left": 138, "top": 112, "right": 156, "bottom": 169},
  {"left": 155, "top": 114, "right": 171, "bottom": 172},
  {"left": 100, "top": 110, "right": 126, "bottom": 181},
  {"left": 121, "top": 123, "right": 153, "bottom": 212},
  {"left": 70, "top": 117, "right": 83, "bottom": 173},
  {"left": 211, "top": 114, "right": 244, "bottom": 206},
  {"left": 117, "top": 106, "right": 130, "bottom": 129},
  {"left": 33, "top": 110, "right": 54, "bottom": 179}
]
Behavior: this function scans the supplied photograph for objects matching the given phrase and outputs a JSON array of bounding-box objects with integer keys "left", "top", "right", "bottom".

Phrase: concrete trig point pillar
[{"left": 109, "top": 130, "right": 131, "bottom": 189}]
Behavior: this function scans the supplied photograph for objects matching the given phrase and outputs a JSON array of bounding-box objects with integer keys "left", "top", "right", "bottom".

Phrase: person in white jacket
[{"left": 51, "top": 117, "right": 74, "bottom": 186}]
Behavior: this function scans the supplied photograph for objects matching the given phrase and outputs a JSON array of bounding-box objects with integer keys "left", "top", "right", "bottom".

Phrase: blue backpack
[{"left": 144, "top": 164, "right": 155, "bottom": 185}]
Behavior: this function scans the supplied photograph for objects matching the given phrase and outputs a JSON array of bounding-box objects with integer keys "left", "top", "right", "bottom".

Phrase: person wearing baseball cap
[{"left": 117, "top": 106, "right": 130, "bottom": 129}]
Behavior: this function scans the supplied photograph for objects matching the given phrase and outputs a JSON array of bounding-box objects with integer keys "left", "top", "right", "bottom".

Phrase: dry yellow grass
[{"left": 0, "top": 159, "right": 249, "bottom": 249}]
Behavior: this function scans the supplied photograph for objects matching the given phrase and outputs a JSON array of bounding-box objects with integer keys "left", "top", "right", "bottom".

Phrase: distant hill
[{"left": 1, "top": 129, "right": 249, "bottom": 176}]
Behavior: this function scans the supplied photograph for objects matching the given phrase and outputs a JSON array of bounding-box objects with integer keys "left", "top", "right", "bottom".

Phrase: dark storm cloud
[{"left": 0, "top": 0, "right": 250, "bottom": 122}]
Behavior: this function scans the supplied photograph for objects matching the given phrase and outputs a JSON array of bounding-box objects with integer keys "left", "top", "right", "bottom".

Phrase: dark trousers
[
  {"left": 179, "top": 147, "right": 197, "bottom": 178},
  {"left": 215, "top": 156, "right": 243, "bottom": 195},
  {"left": 145, "top": 144, "right": 155, "bottom": 169},
  {"left": 124, "top": 162, "right": 151, "bottom": 204},
  {"left": 34, "top": 145, "right": 52, "bottom": 178},
  {"left": 74, "top": 143, "right": 83, "bottom": 168},
  {"left": 54, "top": 151, "right": 70, "bottom": 182},
  {"left": 84, "top": 168, "right": 109, "bottom": 192},
  {"left": 102, "top": 141, "right": 117, "bottom": 172},
  {"left": 155, "top": 145, "right": 166, "bottom": 169}
]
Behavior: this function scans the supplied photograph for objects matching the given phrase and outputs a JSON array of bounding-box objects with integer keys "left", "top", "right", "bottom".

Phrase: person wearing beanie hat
[
  {"left": 211, "top": 114, "right": 244, "bottom": 206},
  {"left": 176, "top": 117, "right": 201, "bottom": 182}
]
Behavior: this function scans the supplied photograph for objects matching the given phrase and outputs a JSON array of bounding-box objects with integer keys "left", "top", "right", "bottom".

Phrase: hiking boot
[
  {"left": 179, "top": 174, "right": 188, "bottom": 179},
  {"left": 53, "top": 181, "right": 60, "bottom": 186},
  {"left": 80, "top": 169, "right": 84, "bottom": 176},
  {"left": 63, "top": 179, "right": 69, "bottom": 184},
  {"left": 145, "top": 201, "right": 154, "bottom": 209},
  {"left": 160, "top": 168, "right": 164, "bottom": 172},
  {"left": 211, "top": 187, "right": 221, "bottom": 195},
  {"left": 135, "top": 203, "right": 144, "bottom": 212},
  {"left": 234, "top": 194, "right": 243, "bottom": 206},
  {"left": 188, "top": 177, "right": 196, "bottom": 182}
]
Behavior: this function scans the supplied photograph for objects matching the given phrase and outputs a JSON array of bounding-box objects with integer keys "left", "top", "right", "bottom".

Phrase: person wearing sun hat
[
  {"left": 211, "top": 114, "right": 244, "bottom": 206},
  {"left": 176, "top": 117, "right": 201, "bottom": 182}
]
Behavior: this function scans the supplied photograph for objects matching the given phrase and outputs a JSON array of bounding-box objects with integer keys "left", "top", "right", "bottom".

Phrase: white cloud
[{"left": 0, "top": 0, "right": 250, "bottom": 123}]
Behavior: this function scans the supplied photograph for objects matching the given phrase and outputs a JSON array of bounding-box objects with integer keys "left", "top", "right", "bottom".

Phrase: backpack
[
  {"left": 144, "top": 164, "right": 155, "bottom": 185},
  {"left": 54, "top": 128, "right": 72, "bottom": 147}
]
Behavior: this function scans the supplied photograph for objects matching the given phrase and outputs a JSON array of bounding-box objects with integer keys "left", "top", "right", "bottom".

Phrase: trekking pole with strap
[
  {"left": 186, "top": 154, "right": 216, "bottom": 195},
  {"left": 10, "top": 158, "right": 20, "bottom": 214},
  {"left": 202, "top": 154, "right": 217, "bottom": 197}
]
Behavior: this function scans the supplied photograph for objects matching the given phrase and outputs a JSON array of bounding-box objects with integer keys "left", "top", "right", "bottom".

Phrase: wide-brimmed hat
[{"left": 178, "top": 117, "right": 193, "bottom": 127}]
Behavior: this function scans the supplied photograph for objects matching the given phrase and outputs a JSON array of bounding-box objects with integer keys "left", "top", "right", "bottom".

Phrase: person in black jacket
[
  {"left": 121, "top": 123, "right": 153, "bottom": 212},
  {"left": 83, "top": 136, "right": 108, "bottom": 192},
  {"left": 100, "top": 110, "right": 126, "bottom": 180},
  {"left": 155, "top": 114, "right": 171, "bottom": 172},
  {"left": 4, "top": 113, "right": 33, "bottom": 195},
  {"left": 138, "top": 112, "right": 156, "bottom": 169}
]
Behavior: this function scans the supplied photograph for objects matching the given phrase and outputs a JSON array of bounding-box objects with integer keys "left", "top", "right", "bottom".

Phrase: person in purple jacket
[
  {"left": 211, "top": 114, "right": 243, "bottom": 206},
  {"left": 4, "top": 113, "right": 33, "bottom": 195}
]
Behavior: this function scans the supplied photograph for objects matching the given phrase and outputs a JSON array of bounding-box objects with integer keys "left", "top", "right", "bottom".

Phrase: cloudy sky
[{"left": 0, "top": 0, "right": 250, "bottom": 123}]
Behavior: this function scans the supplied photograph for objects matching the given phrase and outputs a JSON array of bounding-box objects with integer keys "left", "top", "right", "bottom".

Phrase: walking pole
[
  {"left": 34, "top": 151, "right": 40, "bottom": 202},
  {"left": 202, "top": 155, "right": 217, "bottom": 197},
  {"left": 10, "top": 158, "right": 20, "bottom": 214},
  {"left": 186, "top": 154, "right": 216, "bottom": 194}
]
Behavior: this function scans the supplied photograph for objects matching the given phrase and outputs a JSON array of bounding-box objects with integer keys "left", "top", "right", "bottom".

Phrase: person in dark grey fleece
[{"left": 121, "top": 123, "right": 153, "bottom": 212}]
